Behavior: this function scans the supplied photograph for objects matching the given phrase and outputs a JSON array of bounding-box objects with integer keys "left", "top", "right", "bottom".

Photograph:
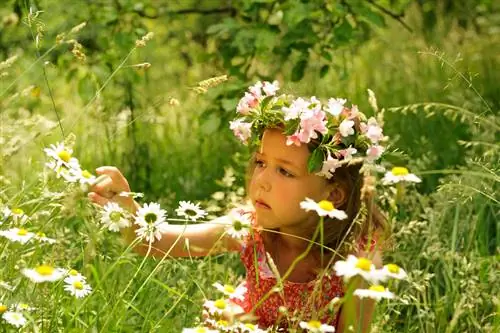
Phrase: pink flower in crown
[
  {"left": 298, "top": 109, "right": 328, "bottom": 143},
  {"left": 366, "top": 145, "right": 385, "bottom": 162},
  {"left": 262, "top": 80, "right": 280, "bottom": 96},
  {"left": 339, "top": 146, "right": 357, "bottom": 161},
  {"left": 282, "top": 97, "right": 309, "bottom": 121},
  {"left": 248, "top": 81, "right": 264, "bottom": 99},
  {"left": 361, "top": 117, "right": 384, "bottom": 144},
  {"left": 316, "top": 153, "right": 341, "bottom": 179},
  {"left": 347, "top": 104, "right": 361, "bottom": 119},
  {"left": 326, "top": 97, "right": 347, "bottom": 117},
  {"left": 229, "top": 119, "right": 252, "bottom": 145},
  {"left": 286, "top": 132, "right": 302, "bottom": 146},
  {"left": 237, "top": 92, "right": 259, "bottom": 115}
]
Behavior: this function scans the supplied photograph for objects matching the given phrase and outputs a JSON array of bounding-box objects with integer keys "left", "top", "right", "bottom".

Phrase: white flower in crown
[
  {"left": 2, "top": 311, "right": 27, "bottom": 328},
  {"left": 22, "top": 265, "right": 66, "bottom": 283},
  {"left": 325, "top": 97, "right": 346, "bottom": 117},
  {"left": 282, "top": 97, "right": 310, "bottom": 121},
  {"left": 175, "top": 201, "right": 207, "bottom": 222},
  {"left": 299, "top": 320, "right": 336, "bottom": 332},
  {"left": 299, "top": 198, "right": 347, "bottom": 220},
  {"left": 366, "top": 145, "right": 385, "bottom": 162},
  {"left": 339, "top": 146, "right": 357, "bottom": 161},
  {"left": 316, "top": 153, "right": 341, "bottom": 179},
  {"left": 333, "top": 255, "right": 379, "bottom": 283},
  {"left": 212, "top": 282, "right": 247, "bottom": 301},
  {"left": 134, "top": 202, "right": 169, "bottom": 242},
  {"left": 361, "top": 117, "right": 384, "bottom": 144},
  {"left": 237, "top": 92, "right": 259, "bottom": 115},
  {"left": 353, "top": 285, "right": 395, "bottom": 301},
  {"left": 229, "top": 119, "right": 252, "bottom": 145},
  {"left": 338, "top": 119, "right": 355, "bottom": 137},
  {"left": 0, "top": 228, "right": 35, "bottom": 244},
  {"left": 262, "top": 80, "right": 280, "bottom": 96},
  {"left": 382, "top": 167, "right": 421, "bottom": 185}
]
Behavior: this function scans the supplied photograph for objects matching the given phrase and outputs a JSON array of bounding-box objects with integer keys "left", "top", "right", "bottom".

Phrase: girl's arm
[
  {"left": 88, "top": 166, "right": 242, "bottom": 258},
  {"left": 336, "top": 249, "right": 383, "bottom": 333}
]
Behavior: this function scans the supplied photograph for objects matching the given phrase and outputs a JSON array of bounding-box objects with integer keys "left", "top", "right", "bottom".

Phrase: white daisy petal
[
  {"left": 299, "top": 320, "right": 336, "bottom": 332},
  {"left": 353, "top": 285, "right": 394, "bottom": 301},
  {"left": 2, "top": 311, "right": 27, "bottom": 327},
  {"left": 22, "top": 265, "right": 66, "bottom": 283},
  {"left": 100, "top": 202, "right": 131, "bottom": 232},
  {"left": 299, "top": 198, "right": 347, "bottom": 220},
  {"left": 175, "top": 201, "right": 207, "bottom": 222}
]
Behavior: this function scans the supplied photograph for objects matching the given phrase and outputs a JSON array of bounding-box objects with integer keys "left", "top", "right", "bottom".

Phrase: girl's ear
[{"left": 327, "top": 181, "right": 348, "bottom": 208}]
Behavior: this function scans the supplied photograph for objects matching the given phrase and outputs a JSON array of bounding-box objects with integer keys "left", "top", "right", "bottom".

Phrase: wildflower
[
  {"left": 12, "top": 303, "right": 35, "bottom": 312},
  {"left": 134, "top": 202, "right": 169, "bottom": 242},
  {"left": 182, "top": 327, "right": 218, "bottom": 333},
  {"left": 375, "top": 264, "right": 408, "bottom": 282},
  {"left": 212, "top": 282, "right": 247, "bottom": 301},
  {"left": 203, "top": 299, "right": 231, "bottom": 316},
  {"left": 237, "top": 92, "right": 259, "bottom": 115},
  {"left": 282, "top": 97, "right": 309, "bottom": 121},
  {"left": 0, "top": 304, "right": 6, "bottom": 314},
  {"left": 44, "top": 142, "right": 79, "bottom": 170},
  {"left": 239, "top": 322, "right": 268, "bottom": 332},
  {"left": 333, "top": 255, "right": 378, "bottom": 283},
  {"left": 262, "top": 80, "right": 280, "bottom": 96},
  {"left": 297, "top": 109, "right": 328, "bottom": 144},
  {"left": 45, "top": 159, "right": 82, "bottom": 183},
  {"left": 204, "top": 319, "right": 233, "bottom": 331},
  {"left": 382, "top": 167, "right": 421, "bottom": 184},
  {"left": 229, "top": 119, "right": 252, "bottom": 145},
  {"left": 34, "top": 232, "right": 57, "bottom": 244},
  {"left": 338, "top": 146, "right": 357, "bottom": 161},
  {"left": 338, "top": 119, "right": 355, "bottom": 137},
  {"left": 361, "top": 117, "right": 384, "bottom": 144},
  {"left": 75, "top": 169, "right": 97, "bottom": 185},
  {"left": 325, "top": 98, "right": 346, "bottom": 117},
  {"left": 366, "top": 145, "right": 385, "bottom": 162},
  {"left": 225, "top": 211, "right": 252, "bottom": 240},
  {"left": 175, "top": 201, "right": 207, "bottom": 222},
  {"left": 2, "top": 311, "right": 27, "bottom": 327},
  {"left": 9, "top": 208, "right": 29, "bottom": 224},
  {"left": 64, "top": 279, "right": 92, "bottom": 298},
  {"left": 299, "top": 320, "right": 336, "bottom": 332},
  {"left": 100, "top": 202, "right": 131, "bottom": 232},
  {"left": 353, "top": 285, "right": 394, "bottom": 301},
  {"left": 0, "top": 228, "right": 35, "bottom": 244},
  {"left": 22, "top": 265, "right": 66, "bottom": 283},
  {"left": 299, "top": 198, "right": 347, "bottom": 220},
  {"left": 64, "top": 269, "right": 87, "bottom": 284},
  {"left": 0, "top": 280, "right": 14, "bottom": 291}
]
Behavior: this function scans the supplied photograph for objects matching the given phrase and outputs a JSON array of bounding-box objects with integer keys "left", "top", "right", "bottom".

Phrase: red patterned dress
[{"left": 231, "top": 226, "right": 345, "bottom": 330}]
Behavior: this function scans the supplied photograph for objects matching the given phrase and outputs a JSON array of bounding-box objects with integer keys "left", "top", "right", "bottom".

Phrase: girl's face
[{"left": 249, "top": 128, "right": 333, "bottom": 231}]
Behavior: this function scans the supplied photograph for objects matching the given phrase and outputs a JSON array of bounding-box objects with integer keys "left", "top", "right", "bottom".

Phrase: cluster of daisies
[
  {"left": 44, "top": 142, "right": 96, "bottom": 187},
  {"left": 0, "top": 206, "right": 56, "bottom": 246}
]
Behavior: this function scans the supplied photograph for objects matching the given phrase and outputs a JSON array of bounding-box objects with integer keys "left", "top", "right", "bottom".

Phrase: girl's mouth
[{"left": 255, "top": 200, "right": 271, "bottom": 209}]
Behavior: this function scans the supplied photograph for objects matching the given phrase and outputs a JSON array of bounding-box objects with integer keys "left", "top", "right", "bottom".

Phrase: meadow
[{"left": 0, "top": 1, "right": 498, "bottom": 332}]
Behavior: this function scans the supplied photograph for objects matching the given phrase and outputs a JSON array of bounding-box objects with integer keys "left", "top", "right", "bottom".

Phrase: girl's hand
[{"left": 87, "top": 166, "right": 136, "bottom": 213}]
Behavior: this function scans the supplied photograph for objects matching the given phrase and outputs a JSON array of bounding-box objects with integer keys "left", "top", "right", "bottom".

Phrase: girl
[{"left": 88, "top": 81, "right": 387, "bottom": 332}]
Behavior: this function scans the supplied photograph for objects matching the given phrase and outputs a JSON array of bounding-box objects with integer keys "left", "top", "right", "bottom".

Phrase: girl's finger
[
  {"left": 95, "top": 166, "right": 129, "bottom": 187},
  {"left": 88, "top": 192, "right": 110, "bottom": 207}
]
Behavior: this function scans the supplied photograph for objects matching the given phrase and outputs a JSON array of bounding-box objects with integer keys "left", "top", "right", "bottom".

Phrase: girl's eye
[
  {"left": 279, "top": 168, "right": 294, "bottom": 178},
  {"left": 254, "top": 159, "right": 266, "bottom": 168}
]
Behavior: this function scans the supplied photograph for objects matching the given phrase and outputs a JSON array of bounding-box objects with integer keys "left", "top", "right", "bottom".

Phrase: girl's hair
[{"left": 245, "top": 137, "right": 388, "bottom": 260}]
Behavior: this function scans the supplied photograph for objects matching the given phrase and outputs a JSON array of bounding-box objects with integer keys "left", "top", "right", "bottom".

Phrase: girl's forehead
[{"left": 259, "top": 129, "right": 310, "bottom": 168}]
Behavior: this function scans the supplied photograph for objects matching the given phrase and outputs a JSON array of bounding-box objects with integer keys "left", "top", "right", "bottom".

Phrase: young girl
[{"left": 88, "top": 81, "right": 387, "bottom": 332}]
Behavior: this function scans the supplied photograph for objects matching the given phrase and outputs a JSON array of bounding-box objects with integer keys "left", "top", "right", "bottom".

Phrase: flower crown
[{"left": 229, "top": 81, "right": 387, "bottom": 178}]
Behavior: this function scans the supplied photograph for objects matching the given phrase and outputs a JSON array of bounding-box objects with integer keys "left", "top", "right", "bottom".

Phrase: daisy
[
  {"left": 64, "top": 269, "right": 87, "bottom": 284},
  {"left": 12, "top": 302, "right": 35, "bottom": 312},
  {"left": 74, "top": 168, "right": 97, "bottom": 185},
  {"left": 34, "top": 232, "right": 57, "bottom": 244},
  {"left": 0, "top": 228, "right": 35, "bottom": 244},
  {"left": 175, "top": 201, "right": 207, "bottom": 222},
  {"left": 239, "top": 322, "right": 268, "bottom": 332},
  {"left": 0, "top": 280, "right": 14, "bottom": 291},
  {"left": 353, "top": 285, "right": 394, "bottom": 301},
  {"left": 182, "top": 327, "right": 218, "bottom": 333},
  {"left": 225, "top": 211, "right": 252, "bottom": 239},
  {"left": 2, "top": 311, "right": 27, "bottom": 327},
  {"left": 299, "top": 198, "right": 347, "bottom": 220},
  {"left": 134, "top": 202, "right": 169, "bottom": 242},
  {"left": 204, "top": 319, "right": 233, "bottom": 332},
  {"left": 299, "top": 320, "right": 336, "bottom": 332},
  {"left": 46, "top": 159, "right": 81, "bottom": 183},
  {"left": 381, "top": 167, "right": 421, "bottom": 185},
  {"left": 22, "top": 265, "right": 66, "bottom": 283},
  {"left": 375, "top": 264, "right": 408, "bottom": 282},
  {"left": 43, "top": 142, "right": 78, "bottom": 169},
  {"left": 203, "top": 298, "right": 231, "bottom": 316},
  {"left": 100, "top": 202, "right": 131, "bottom": 232},
  {"left": 0, "top": 303, "right": 6, "bottom": 314},
  {"left": 9, "top": 208, "right": 29, "bottom": 224},
  {"left": 64, "top": 279, "right": 92, "bottom": 298},
  {"left": 212, "top": 282, "right": 247, "bottom": 301},
  {"left": 333, "top": 255, "right": 379, "bottom": 283}
]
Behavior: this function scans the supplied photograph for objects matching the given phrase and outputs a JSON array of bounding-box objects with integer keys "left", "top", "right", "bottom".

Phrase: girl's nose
[{"left": 256, "top": 169, "right": 272, "bottom": 192}]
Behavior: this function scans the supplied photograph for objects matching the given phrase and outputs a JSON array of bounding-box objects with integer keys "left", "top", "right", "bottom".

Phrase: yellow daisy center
[
  {"left": 369, "top": 285, "right": 385, "bottom": 292},
  {"left": 73, "top": 281, "right": 84, "bottom": 290},
  {"left": 223, "top": 284, "right": 235, "bottom": 293},
  {"left": 216, "top": 320, "right": 229, "bottom": 327},
  {"left": 35, "top": 265, "right": 54, "bottom": 276},
  {"left": 36, "top": 232, "right": 46, "bottom": 237},
  {"left": 355, "top": 258, "right": 372, "bottom": 271},
  {"left": 244, "top": 323, "right": 256, "bottom": 329},
  {"left": 0, "top": 305, "right": 7, "bottom": 314},
  {"left": 386, "top": 264, "right": 400, "bottom": 274},
  {"left": 110, "top": 211, "right": 122, "bottom": 222},
  {"left": 318, "top": 200, "right": 334, "bottom": 211},
  {"left": 233, "top": 220, "right": 243, "bottom": 231},
  {"left": 144, "top": 213, "right": 157, "bottom": 223},
  {"left": 214, "top": 299, "right": 227, "bottom": 310},
  {"left": 307, "top": 320, "right": 322, "bottom": 328},
  {"left": 57, "top": 150, "right": 72, "bottom": 163},
  {"left": 69, "top": 269, "right": 79, "bottom": 276},
  {"left": 391, "top": 167, "right": 409, "bottom": 176},
  {"left": 12, "top": 208, "right": 24, "bottom": 215},
  {"left": 194, "top": 328, "right": 207, "bottom": 333},
  {"left": 17, "top": 228, "right": 28, "bottom": 236},
  {"left": 81, "top": 170, "right": 92, "bottom": 179}
]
